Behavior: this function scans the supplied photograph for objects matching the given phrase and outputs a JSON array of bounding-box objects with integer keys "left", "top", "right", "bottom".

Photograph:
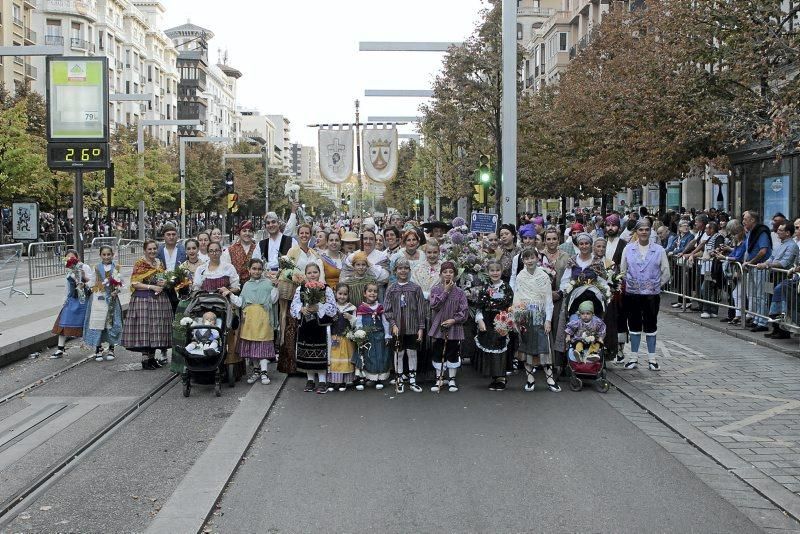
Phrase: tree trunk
[{"left": 658, "top": 180, "right": 667, "bottom": 216}]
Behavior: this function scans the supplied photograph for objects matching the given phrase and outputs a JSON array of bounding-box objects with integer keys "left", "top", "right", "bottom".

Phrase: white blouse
[{"left": 192, "top": 262, "right": 241, "bottom": 291}]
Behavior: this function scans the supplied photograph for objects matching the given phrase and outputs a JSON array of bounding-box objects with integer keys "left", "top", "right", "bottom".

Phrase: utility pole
[
  {"left": 355, "top": 99, "right": 364, "bottom": 216},
  {"left": 501, "top": 0, "right": 518, "bottom": 224}
]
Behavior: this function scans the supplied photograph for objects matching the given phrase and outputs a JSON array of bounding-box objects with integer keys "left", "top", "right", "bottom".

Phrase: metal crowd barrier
[
  {"left": 85, "top": 237, "right": 121, "bottom": 262},
  {"left": 117, "top": 239, "right": 145, "bottom": 268},
  {"left": 27, "top": 241, "right": 67, "bottom": 293},
  {"left": 0, "top": 243, "right": 28, "bottom": 303},
  {"left": 663, "top": 254, "right": 799, "bottom": 334}
]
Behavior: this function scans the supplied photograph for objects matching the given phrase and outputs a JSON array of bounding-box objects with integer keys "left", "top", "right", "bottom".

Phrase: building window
[
  {"left": 71, "top": 22, "right": 81, "bottom": 39},
  {"left": 559, "top": 32, "right": 568, "bottom": 51},
  {"left": 12, "top": 4, "right": 21, "bottom": 25},
  {"left": 46, "top": 19, "right": 62, "bottom": 36},
  {"left": 516, "top": 23, "right": 523, "bottom": 40}
]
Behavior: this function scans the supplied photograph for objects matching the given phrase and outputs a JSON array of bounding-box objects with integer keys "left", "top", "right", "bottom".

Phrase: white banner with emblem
[
  {"left": 362, "top": 126, "right": 398, "bottom": 183},
  {"left": 318, "top": 126, "right": 354, "bottom": 184}
]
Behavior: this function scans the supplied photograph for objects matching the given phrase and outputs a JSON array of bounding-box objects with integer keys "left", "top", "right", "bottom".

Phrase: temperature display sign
[{"left": 47, "top": 142, "right": 110, "bottom": 169}]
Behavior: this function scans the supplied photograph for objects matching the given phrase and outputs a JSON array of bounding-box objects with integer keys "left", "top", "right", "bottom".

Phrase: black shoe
[
  {"left": 141, "top": 359, "right": 158, "bottom": 370},
  {"left": 751, "top": 325, "right": 769, "bottom": 333},
  {"left": 495, "top": 380, "right": 507, "bottom": 391},
  {"left": 771, "top": 329, "right": 791, "bottom": 339},
  {"left": 304, "top": 380, "right": 315, "bottom": 392},
  {"left": 488, "top": 380, "right": 500, "bottom": 391}
]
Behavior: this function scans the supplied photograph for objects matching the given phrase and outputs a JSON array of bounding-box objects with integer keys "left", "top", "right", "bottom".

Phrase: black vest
[{"left": 259, "top": 234, "right": 293, "bottom": 261}]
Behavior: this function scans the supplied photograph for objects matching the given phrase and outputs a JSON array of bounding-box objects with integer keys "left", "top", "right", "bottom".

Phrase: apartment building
[
  {"left": 239, "top": 108, "right": 280, "bottom": 166},
  {"left": 0, "top": 0, "right": 38, "bottom": 94},
  {"left": 265, "top": 114, "right": 291, "bottom": 171}
]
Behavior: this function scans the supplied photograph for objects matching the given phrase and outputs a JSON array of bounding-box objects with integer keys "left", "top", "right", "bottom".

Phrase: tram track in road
[
  {"left": 0, "top": 354, "right": 96, "bottom": 408},
  {"left": 0, "top": 372, "right": 178, "bottom": 529}
]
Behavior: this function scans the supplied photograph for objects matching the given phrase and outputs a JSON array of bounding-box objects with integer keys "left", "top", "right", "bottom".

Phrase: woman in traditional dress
[
  {"left": 592, "top": 236, "right": 624, "bottom": 362},
  {"left": 474, "top": 260, "right": 514, "bottom": 390},
  {"left": 122, "top": 240, "right": 174, "bottom": 370},
  {"left": 192, "top": 241, "right": 243, "bottom": 379},
  {"left": 540, "top": 227, "right": 571, "bottom": 373},
  {"left": 83, "top": 245, "right": 124, "bottom": 362},
  {"left": 291, "top": 263, "right": 337, "bottom": 393},
  {"left": 222, "top": 220, "right": 259, "bottom": 283},
  {"left": 320, "top": 230, "right": 344, "bottom": 288},
  {"left": 228, "top": 258, "right": 279, "bottom": 385},
  {"left": 496, "top": 224, "right": 520, "bottom": 284},
  {"left": 513, "top": 247, "right": 559, "bottom": 392},
  {"left": 51, "top": 249, "right": 92, "bottom": 359},
  {"left": 196, "top": 231, "right": 211, "bottom": 263},
  {"left": 388, "top": 229, "right": 423, "bottom": 282},
  {"left": 170, "top": 238, "right": 205, "bottom": 373},
  {"left": 353, "top": 281, "right": 392, "bottom": 390},
  {"left": 278, "top": 223, "right": 324, "bottom": 375}
]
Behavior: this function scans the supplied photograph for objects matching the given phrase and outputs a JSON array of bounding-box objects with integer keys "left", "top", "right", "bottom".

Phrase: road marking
[{"left": 704, "top": 389, "right": 800, "bottom": 446}]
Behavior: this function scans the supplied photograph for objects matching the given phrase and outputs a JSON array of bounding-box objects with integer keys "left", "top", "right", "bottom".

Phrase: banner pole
[{"left": 355, "top": 100, "right": 364, "bottom": 217}]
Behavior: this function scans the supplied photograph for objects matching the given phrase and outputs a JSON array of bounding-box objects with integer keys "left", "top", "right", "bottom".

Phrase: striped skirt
[
  {"left": 122, "top": 290, "right": 173, "bottom": 352},
  {"left": 238, "top": 340, "right": 276, "bottom": 361}
]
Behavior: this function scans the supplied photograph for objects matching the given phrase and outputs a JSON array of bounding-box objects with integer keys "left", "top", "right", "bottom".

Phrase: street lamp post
[
  {"left": 501, "top": 0, "right": 518, "bottom": 224},
  {"left": 137, "top": 119, "right": 200, "bottom": 240}
]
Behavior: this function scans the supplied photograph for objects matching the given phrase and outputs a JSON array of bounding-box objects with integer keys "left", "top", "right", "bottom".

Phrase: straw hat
[{"left": 341, "top": 231, "right": 360, "bottom": 243}]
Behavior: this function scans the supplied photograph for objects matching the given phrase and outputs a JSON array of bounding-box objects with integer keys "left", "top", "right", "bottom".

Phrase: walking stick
[
  {"left": 435, "top": 325, "right": 450, "bottom": 394},
  {"left": 395, "top": 295, "right": 404, "bottom": 394}
]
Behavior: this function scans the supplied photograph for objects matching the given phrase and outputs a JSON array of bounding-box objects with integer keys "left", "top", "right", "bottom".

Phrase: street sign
[
  {"left": 470, "top": 211, "right": 498, "bottom": 234},
  {"left": 46, "top": 56, "right": 109, "bottom": 143},
  {"left": 12, "top": 202, "right": 38, "bottom": 241}
]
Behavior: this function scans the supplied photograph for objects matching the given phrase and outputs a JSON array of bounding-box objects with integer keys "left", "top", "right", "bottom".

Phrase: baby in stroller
[
  {"left": 185, "top": 311, "right": 221, "bottom": 356},
  {"left": 565, "top": 301, "right": 606, "bottom": 363}
]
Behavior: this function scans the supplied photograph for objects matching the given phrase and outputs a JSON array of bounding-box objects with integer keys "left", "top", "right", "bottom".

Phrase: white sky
[{"left": 159, "top": 0, "right": 487, "bottom": 146}]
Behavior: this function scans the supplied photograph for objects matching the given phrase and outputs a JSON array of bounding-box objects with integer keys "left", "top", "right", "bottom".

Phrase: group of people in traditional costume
[{"left": 49, "top": 205, "right": 670, "bottom": 394}]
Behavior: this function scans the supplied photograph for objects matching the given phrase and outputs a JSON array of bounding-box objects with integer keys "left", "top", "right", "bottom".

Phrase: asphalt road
[{"left": 210, "top": 374, "right": 761, "bottom": 533}]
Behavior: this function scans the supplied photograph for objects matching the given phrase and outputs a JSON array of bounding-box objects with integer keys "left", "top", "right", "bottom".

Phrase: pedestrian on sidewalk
[
  {"left": 227, "top": 258, "right": 279, "bottom": 386},
  {"left": 83, "top": 245, "right": 124, "bottom": 361},
  {"left": 620, "top": 219, "right": 671, "bottom": 371},
  {"left": 122, "top": 240, "right": 174, "bottom": 370},
  {"left": 51, "top": 249, "right": 92, "bottom": 358},
  {"left": 742, "top": 211, "right": 773, "bottom": 332}
]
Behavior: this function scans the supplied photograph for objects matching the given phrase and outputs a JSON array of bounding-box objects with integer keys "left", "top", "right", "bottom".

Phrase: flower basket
[{"left": 278, "top": 279, "right": 299, "bottom": 300}]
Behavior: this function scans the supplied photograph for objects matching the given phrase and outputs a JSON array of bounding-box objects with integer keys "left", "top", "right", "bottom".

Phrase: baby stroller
[
  {"left": 563, "top": 284, "right": 610, "bottom": 393},
  {"left": 172, "top": 291, "right": 235, "bottom": 397}
]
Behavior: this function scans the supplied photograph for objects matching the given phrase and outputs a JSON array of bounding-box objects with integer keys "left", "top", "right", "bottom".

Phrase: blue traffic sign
[{"left": 470, "top": 212, "right": 498, "bottom": 234}]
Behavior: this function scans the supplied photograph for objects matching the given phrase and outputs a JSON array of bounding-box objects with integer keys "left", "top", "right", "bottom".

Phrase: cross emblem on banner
[{"left": 327, "top": 138, "right": 346, "bottom": 172}]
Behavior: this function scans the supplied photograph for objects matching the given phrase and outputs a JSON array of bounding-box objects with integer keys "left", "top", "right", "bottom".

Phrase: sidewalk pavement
[
  {"left": 608, "top": 313, "right": 800, "bottom": 523},
  {"left": 0, "top": 266, "right": 133, "bottom": 363}
]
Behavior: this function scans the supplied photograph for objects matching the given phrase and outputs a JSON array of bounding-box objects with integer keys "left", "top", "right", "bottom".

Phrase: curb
[
  {"left": 145, "top": 373, "right": 287, "bottom": 534},
  {"left": 0, "top": 301, "right": 131, "bottom": 368},
  {"left": 607, "top": 369, "right": 800, "bottom": 524},
  {"left": 661, "top": 307, "right": 800, "bottom": 357}
]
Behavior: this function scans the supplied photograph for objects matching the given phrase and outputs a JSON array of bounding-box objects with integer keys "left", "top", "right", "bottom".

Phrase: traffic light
[
  {"left": 227, "top": 193, "right": 239, "bottom": 213},
  {"left": 224, "top": 168, "right": 234, "bottom": 193},
  {"left": 478, "top": 154, "right": 491, "bottom": 184},
  {"left": 473, "top": 184, "right": 485, "bottom": 204}
]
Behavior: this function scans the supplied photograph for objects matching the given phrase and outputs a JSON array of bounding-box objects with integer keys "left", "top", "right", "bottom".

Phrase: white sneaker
[
  {"left": 375, "top": 382, "right": 384, "bottom": 390},
  {"left": 356, "top": 383, "right": 365, "bottom": 391},
  {"left": 671, "top": 302, "right": 682, "bottom": 308},
  {"left": 260, "top": 372, "right": 270, "bottom": 385},
  {"left": 586, "top": 353, "right": 601, "bottom": 362},
  {"left": 246, "top": 371, "right": 260, "bottom": 385},
  {"left": 700, "top": 312, "right": 711, "bottom": 319},
  {"left": 50, "top": 349, "right": 64, "bottom": 359},
  {"left": 95, "top": 354, "right": 104, "bottom": 362},
  {"left": 624, "top": 360, "right": 638, "bottom": 370},
  {"left": 448, "top": 379, "right": 458, "bottom": 392}
]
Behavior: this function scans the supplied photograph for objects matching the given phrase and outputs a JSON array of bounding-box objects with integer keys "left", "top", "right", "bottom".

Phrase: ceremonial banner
[
  {"left": 362, "top": 126, "right": 398, "bottom": 183},
  {"left": 319, "top": 127, "right": 354, "bottom": 184}
]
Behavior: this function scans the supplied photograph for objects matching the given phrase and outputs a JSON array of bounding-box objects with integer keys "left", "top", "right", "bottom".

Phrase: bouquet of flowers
[
  {"left": 277, "top": 256, "right": 303, "bottom": 299},
  {"left": 346, "top": 328, "right": 371, "bottom": 350},
  {"left": 278, "top": 256, "right": 299, "bottom": 282},
  {"left": 580, "top": 332, "right": 597, "bottom": 345},
  {"left": 510, "top": 302, "right": 546, "bottom": 332},
  {"left": 64, "top": 256, "right": 86, "bottom": 304},
  {"left": 300, "top": 280, "right": 326, "bottom": 306},
  {"left": 493, "top": 310, "right": 515, "bottom": 336},
  {"left": 173, "top": 315, "right": 195, "bottom": 341},
  {"left": 439, "top": 227, "right": 488, "bottom": 296},
  {"left": 102, "top": 269, "right": 124, "bottom": 328},
  {"left": 163, "top": 265, "right": 191, "bottom": 290},
  {"left": 605, "top": 266, "right": 626, "bottom": 293},
  {"left": 565, "top": 273, "right": 612, "bottom": 302},
  {"left": 103, "top": 269, "right": 124, "bottom": 290}
]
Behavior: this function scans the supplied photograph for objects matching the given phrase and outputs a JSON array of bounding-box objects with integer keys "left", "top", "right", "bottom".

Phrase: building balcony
[
  {"left": 180, "top": 76, "right": 207, "bottom": 92},
  {"left": 70, "top": 37, "right": 90, "bottom": 50},
  {"left": 518, "top": 6, "right": 555, "bottom": 17},
  {"left": 41, "top": 0, "right": 98, "bottom": 22},
  {"left": 13, "top": 56, "right": 24, "bottom": 66},
  {"left": 45, "top": 34, "right": 64, "bottom": 46},
  {"left": 117, "top": 59, "right": 123, "bottom": 69},
  {"left": 525, "top": 75, "right": 534, "bottom": 88},
  {"left": 24, "top": 27, "right": 36, "bottom": 44},
  {"left": 12, "top": 16, "right": 23, "bottom": 27},
  {"left": 24, "top": 0, "right": 38, "bottom": 8},
  {"left": 25, "top": 63, "right": 37, "bottom": 79}
]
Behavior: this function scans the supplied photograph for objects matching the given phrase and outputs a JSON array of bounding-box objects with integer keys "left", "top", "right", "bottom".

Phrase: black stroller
[
  {"left": 172, "top": 291, "right": 235, "bottom": 397},
  {"left": 562, "top": 284, "right": 610, "bottom": 393}
]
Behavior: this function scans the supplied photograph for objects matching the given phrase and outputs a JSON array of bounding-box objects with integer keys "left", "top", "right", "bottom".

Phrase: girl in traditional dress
[
  {"left": 83, "top": 245, "right": 124, "bottom": 362},
  {"left": 192, "top": 241, "right": 243, "bottom": 378},
  {"left": 328, "top": 283, "right": 356, "bottom": 392},
  {"left": 122, "top": 240, "right": 174, "bottom": 370},
  {"left": 353, "top": 281, "right": 392, "bottom": 390},
  {"left": 428, "top": 261, "right": 469, "bottom": 393},
  {"left": 51, "top": 249, "right": 92, "bottom": 359},
  {"left": 344, "top": 251, "right": 376, "bottom": 308},
  {"left": 513, "top": 247, "right": 559, "bottom": 392},
  {"left": 475, "top": 260, "right": 514, "bottom": 390},
  {"left": 383, "top": 258, "right": 425, "bottom": 394},
  {"left": 227, "top": 258, "right": 279, "bottom": 385},
  {"left": 291, "top": 263, "right": 337, "bottom": 394},
  {"left": 320, "top": 231, "right": 344, "bottom": 287}
]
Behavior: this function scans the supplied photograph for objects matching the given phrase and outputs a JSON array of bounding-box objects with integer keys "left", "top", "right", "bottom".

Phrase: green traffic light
[{"left": 480, "top": 169, "right": 490, "bottom": 183}]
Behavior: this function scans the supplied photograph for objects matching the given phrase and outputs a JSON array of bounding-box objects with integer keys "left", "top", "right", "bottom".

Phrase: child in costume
[
  {"left": 513, "top": 247, "right": 560, "bottom": 392},
  {"left": 429, "top": 261, "right": 469, "bottom": 393},
  {"left": 51, "top": 249, "right": 92, "bottom": 359},
  {"left": 383, "top": 258, "right": 425, "bottom": 393},
  {"left": 184, "top": 311, "right": 220, "bottom": 356},
  {"left": 475, "top": 260, "right": 514, "bottom": 390},
  {"left": 328, "top": 283, "right": 356, "bottom": 392},
  {"left": 353, "top": 282, "right": 392, "bottom": 390},
  {"left": 228, "top": 258, "right": 279, "bottom": 385},
  {"left": 565, "top": 300, "right": 606, "bottom": 363},
  {"left": 291, "top": 263, "right": 337, "bottom": 394},
  {"left": 83, "top": 245, "right": 124, "bottom": 361},
  {"left": 345, "top": 251, "right": 377, "bottom": 311}
]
